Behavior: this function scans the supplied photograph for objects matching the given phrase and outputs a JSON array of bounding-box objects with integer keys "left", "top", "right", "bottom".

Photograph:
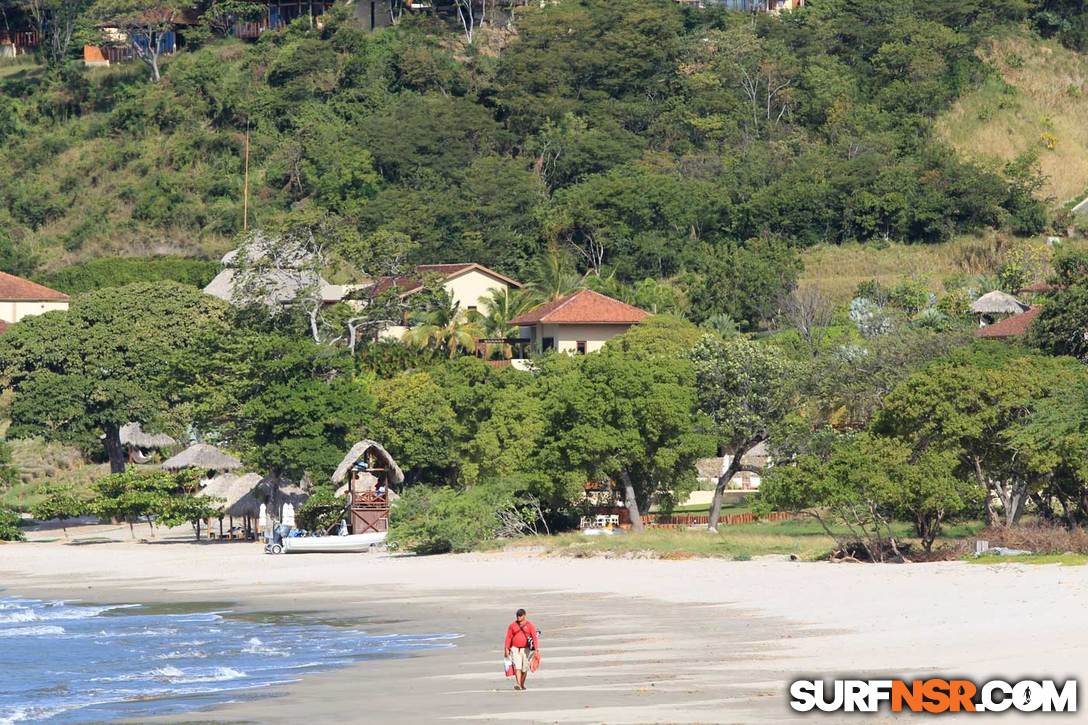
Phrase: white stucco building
[
  {"left": 375, "top": 263, "right": 523, "bottom": 339},
  {"left": 509, "top": 288, "right": 650, "bottom": 355},
  {"left": 0, "top": 271, "right": 70, "bottom": 334}
]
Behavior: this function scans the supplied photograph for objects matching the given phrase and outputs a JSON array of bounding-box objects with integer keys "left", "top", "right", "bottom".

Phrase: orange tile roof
[
  {"left": 510, "top": 289, "right": 650, "bottom": 325},
  {"left": 0, "top": 271, "right": 68, "bottom": 301},
  {"left": 1019, "top": 282, "right": 1061, "bottom": 294},
  {"left": 974, "top": 305, "right": 1042, "bottom": 339}
]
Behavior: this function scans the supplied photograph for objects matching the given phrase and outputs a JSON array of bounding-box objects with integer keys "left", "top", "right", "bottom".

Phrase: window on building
[
  {"left": 542, "top": 337, "right": 555, "bottom": 351},
  {"left": 467, "top": 305, "right": 477, "bottom": 313},
  {"left": 576, "top": 341, "right": 587, "bottom": 354}
]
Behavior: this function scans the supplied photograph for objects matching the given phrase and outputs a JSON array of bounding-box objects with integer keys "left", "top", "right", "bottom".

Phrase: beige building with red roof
[
  {"left": 0, "top": 271, "right": 69, "bottom": 333},
  {"left": 510, "top": 288, "right": 650, "bottom": 355},
  {"left": 376, "top": 263, "right": 523, "bottom": 340}
]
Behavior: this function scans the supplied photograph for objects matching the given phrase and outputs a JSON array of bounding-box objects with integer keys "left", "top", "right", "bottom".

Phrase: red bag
[
  {"left": 529, "top": 652, "right": 541, "bottom": 673},
  {"left": 504, "top": 658, "right": 514, "bottom": 677}
]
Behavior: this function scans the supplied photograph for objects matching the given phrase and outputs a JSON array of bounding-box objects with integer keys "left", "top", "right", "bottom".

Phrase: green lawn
[
  {"left": 506, "top": 517, "right": 990, "bottom": 561},
  {"left": 0, "top": 57, "right": 43, "bottom": 82},
  {"left": 665, "top": 500, "right": 753, "bottom": 515}
]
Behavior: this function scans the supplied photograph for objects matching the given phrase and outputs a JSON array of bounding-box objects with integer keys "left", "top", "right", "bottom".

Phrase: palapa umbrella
[
  {"left": 198, "top": 473, "right": 262, "bottom": 538},
  {"left": 118, "top": 423, "right": 177, "bottom": 449},
  {"left": 162, "top": 443, "right": 243, "bottom": 473},
  {"left": 970, "top": 291, "right": 1029, "bottom": 316}
]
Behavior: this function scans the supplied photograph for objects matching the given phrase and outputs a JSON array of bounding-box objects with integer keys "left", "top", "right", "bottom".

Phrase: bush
[
  {"left": 0, "top": 441, "right": 18, "bottom": 489},
  {"left": 30, "top": 485, "right": 88, "bottom": 538},
  {"left": 761, "top": 433, "right": 975, "bottom": 560},
  {"left": 35, "top": 257, "right": 221, "bottom": 295},
  {"left": 0, "top": 507, "right": 24, "bottom": 541},
  {"left": 388, "top": 481, "right": 517, "bottom": 555},
  {"left": 295, "top": 488, "right": 345, "bottom": 534}
]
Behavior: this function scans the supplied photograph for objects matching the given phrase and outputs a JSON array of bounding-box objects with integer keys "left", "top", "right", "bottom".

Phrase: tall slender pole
[{"left": 242, "top": 120, "right": 250, "bottom": 232}]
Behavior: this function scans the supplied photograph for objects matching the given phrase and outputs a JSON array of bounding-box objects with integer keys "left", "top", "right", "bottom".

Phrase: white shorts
[{"left": 509, "top": 646, "right": 531, "bottom": 671}]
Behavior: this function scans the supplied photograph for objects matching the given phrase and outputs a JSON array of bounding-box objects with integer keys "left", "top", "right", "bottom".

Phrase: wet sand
[{"left": 2, "top": 524, "right": 1087, "bottom": 723}]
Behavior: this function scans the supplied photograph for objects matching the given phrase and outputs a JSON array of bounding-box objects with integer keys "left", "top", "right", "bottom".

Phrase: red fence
[{"left": 641, "top": 511, "right": 795, "bottom": 528}]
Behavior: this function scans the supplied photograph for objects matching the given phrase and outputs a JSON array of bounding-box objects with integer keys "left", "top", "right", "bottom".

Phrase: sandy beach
[{"left": 2, "top": 524, "right": 1087, "bottom": 723}]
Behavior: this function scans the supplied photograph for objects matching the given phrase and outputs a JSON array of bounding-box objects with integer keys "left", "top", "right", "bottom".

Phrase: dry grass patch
[
  {"left": 936, "top": 34, "right": 1088, "bottom": 205},
  {"left": 1, "top": 438, "right": 105, "bottom": 511},
  {"left": 974, "top": 523, "right": 1088, "bottom": 554},
  {"left": 800, "top": 233, "right": 1088, "bottom": 304}
]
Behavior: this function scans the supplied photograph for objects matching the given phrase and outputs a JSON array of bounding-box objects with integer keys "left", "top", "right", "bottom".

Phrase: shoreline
[{"left": 2, "top": 529, "right": 1088, "bottom": 722}]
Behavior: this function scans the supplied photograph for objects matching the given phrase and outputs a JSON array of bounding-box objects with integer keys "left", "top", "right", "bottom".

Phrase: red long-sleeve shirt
[{"left": 504, "top": 620, "right": 538, "bottom": 650}]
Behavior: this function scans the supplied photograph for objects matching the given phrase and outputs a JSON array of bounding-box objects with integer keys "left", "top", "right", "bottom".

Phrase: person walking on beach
[{"left": 503, "top": 608, "right": 540, "bottom": 691}]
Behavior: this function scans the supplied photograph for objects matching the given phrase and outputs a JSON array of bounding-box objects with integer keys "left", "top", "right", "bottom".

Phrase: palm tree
[
  {"left": 476, "top": 288, "right": 538, "bottom": 360},
  {"left": 403, "top": 296, "right": 484, "bottom": 359},
  {"left": 530, "top": 245, "right": 582, "bottom": 303},
  {"left": 479, "top": 287, "right": 537, "bottom": 339}
]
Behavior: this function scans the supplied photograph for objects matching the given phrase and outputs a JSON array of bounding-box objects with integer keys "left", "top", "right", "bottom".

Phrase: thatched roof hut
[
  {"left": 161, "top": 443, "right": 243, "bottom": 472},
  {"left": 332, "top": 440, "right": 404, "bottom": 486},
  {"left": 255, "top": 476, "right": 310, "bottom": 513},
  {"left": 198, "top": 473, "right": 263, "bottom": 518},
  {"left": 970, "top": 291, "right": 1029, "bottom": 316},
  {"left": 331, "top": 440, "right": 404, "bottom": 497},
  {"left": 119, "top": 423, "right": 176, "bottom": 449}
]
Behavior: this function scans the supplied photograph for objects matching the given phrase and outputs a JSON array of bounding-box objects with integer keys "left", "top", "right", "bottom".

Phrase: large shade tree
[
  {"left": 535, "top": 325, "right": 712, "bottom": 531},
  {"left": 690, "top": 334, "right": 801, "bottom": 530},
  {"left": 874, "top": 344, "right": 1084, "bottom": 526},
  {"left": 170, "top": 330, "right": 371, "bottom": 482},
  {"left": 0, "top": 282, "right": 229, "bottom": 473}
]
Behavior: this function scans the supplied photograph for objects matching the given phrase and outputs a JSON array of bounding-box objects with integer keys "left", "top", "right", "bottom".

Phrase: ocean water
[{"left": 0, "top": 596, "right": 459, "bottom": 724}]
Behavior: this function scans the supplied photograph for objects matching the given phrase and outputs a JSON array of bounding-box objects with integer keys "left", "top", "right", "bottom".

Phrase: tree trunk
[
  {"left": 970, "top": 456, "right": 998, "bottom": 526},
  {"left": 619, "top": 471, "right": 643, "bottom": 532},
  {"left": 128, "top": 520, "right": 135, "bottom": 539},
  {"left": 104, "top": 424, "right": 126, "bottom": 474},
  {"left": 1004, "top": 487, "right": 1027, "bottom": 527},
  {"left": 708, "top": 447, "right": 750, "bottom": 531}
]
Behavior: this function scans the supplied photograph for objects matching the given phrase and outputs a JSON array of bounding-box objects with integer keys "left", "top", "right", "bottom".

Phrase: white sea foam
[
  {"left": 0, "top": 602, "right": 133, "bottom": 623},
  {"left": 0, "top": 703, "right": 72, "bottom": 724},
  {"left": 0, "top": 625, "right": 65, "bottom": 637},
  {"left": 93, "top": 665, "right": 245, "bottom": 684},
  {"left": 241, "top": 637, "right": 287, "bottom": 656},
  {"left": 156, "top": 649, "right": 208, "bottom": 660},
  {"left": 159, "top": 666, "right": 247, "bottom": 684},
  {"left": 0, "top": 610, "right": 36, "bottom": 623}
]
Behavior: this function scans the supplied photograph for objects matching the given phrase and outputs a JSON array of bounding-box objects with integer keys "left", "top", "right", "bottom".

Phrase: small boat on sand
[{"left": 281, "top": 532, "right": 387, "bottom": 554}]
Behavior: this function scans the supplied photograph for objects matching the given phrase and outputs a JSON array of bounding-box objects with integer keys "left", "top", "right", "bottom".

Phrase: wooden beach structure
[{"left": 331, "top": 440, "right": 404, "bottom": 534}]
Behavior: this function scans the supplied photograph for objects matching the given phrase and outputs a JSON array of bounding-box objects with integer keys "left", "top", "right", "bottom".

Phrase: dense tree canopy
[{"left": 0, "top": 282, "right": 229, "bottom": 472}]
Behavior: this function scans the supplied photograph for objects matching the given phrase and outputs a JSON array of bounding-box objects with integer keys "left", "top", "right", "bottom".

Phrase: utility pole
[{"left": 243, "top": 119, "right": 250, "bottom": 232}]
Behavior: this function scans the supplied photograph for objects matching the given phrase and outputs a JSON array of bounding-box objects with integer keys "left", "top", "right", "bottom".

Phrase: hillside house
[
  {"left": 0, "top": 29, "right": 37, "bottom": 58},
  {"left": 375, "top": 263, "right": 523, "bottom": 339},
  {"left": 674, "top": 0, "right": 803, "bottom": 12},
  {"left": 0, "top": 272, "right": 69, "bottom": 335},
  {"left": 509, "top": 288, "right": 650, "bottom": 356}
]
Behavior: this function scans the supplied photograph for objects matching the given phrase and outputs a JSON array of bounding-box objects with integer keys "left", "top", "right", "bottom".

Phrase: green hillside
[{"left": 0, "top": 0, "right": 1084, "bottom": 319}]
